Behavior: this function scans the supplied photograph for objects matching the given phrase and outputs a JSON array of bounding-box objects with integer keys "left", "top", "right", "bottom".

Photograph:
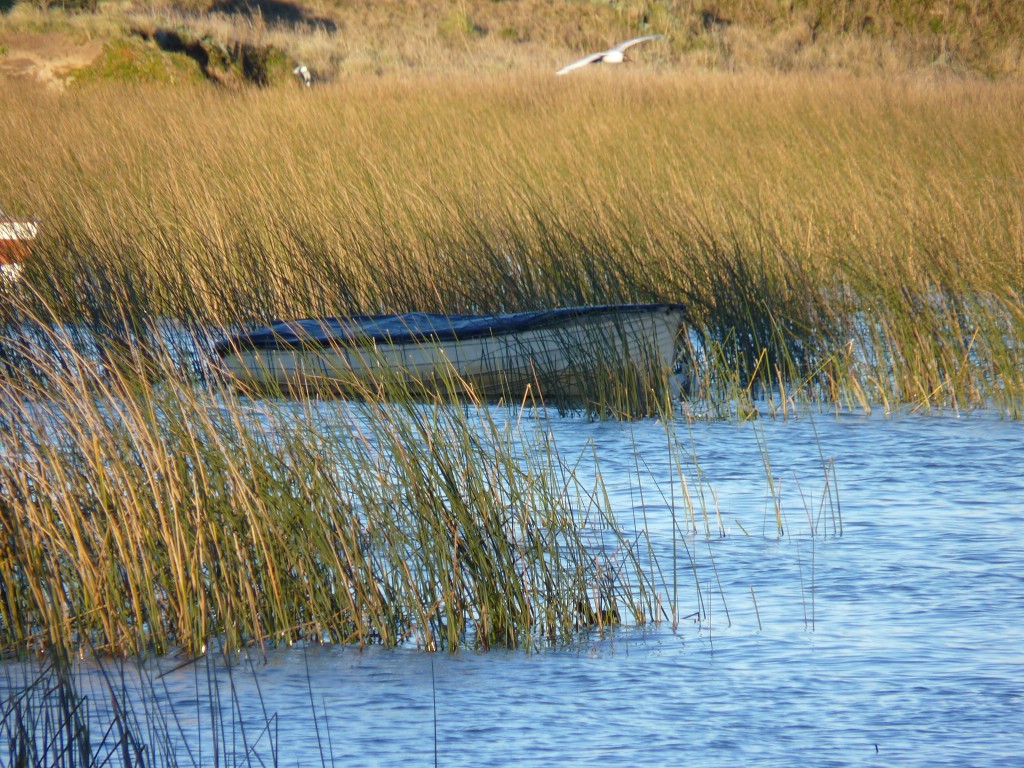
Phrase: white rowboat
[{"left": 215, "top": 304, "right": 686, "bottom": 402}]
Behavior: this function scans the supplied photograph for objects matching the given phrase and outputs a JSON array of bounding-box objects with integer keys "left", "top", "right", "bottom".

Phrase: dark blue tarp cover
[{"left": 216, "top": 304, "right": 682, "bottom": 354}]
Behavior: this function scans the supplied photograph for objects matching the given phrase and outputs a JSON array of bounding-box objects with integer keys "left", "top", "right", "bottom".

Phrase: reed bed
[
  {"left": 0, "top": 296, "right": 842, "bottom": 659},
  {"left": 0, "top": 304, "right": 678, "bottom": 657},
  {"left": 3, "top": 70, "right": 1022, "bottom": 412}
]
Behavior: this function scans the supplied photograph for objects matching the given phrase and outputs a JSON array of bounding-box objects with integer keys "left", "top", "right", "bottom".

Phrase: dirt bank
[{"left": 0, "top": 31, "right": 102, "bottom": 89}]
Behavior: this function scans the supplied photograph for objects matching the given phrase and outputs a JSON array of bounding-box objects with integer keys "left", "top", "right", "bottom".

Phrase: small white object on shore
[{"left": 293, "top": 64, "right": 312, "bottom": 87}]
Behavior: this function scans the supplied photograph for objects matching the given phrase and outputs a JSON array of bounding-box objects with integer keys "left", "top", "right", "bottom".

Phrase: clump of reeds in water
[{"left": 0, "top": 297, "right": 669, "bottom": 657}]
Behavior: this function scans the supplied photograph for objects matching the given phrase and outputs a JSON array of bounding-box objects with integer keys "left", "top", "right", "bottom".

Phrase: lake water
[{"left": 3, "top": 408, "right": 1022, "bottom": 767}]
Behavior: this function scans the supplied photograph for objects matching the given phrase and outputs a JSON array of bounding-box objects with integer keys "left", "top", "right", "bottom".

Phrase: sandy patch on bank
[{"left": 0, "top": 32, "right": 102, "bottom": 89}]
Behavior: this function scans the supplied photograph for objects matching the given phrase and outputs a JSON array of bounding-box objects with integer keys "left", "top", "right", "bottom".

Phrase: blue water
[{"left": 3, "top": 410, "right": 1023, "bottom": 767}]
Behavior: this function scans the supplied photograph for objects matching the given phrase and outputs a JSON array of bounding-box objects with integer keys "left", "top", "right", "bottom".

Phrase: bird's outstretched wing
[
  {"left": 556, "top": 34, "right": 664, "bottom": 75},
  {"left": 556, "top": 51, "right": 607, "bottom": 76},
  {"left": 612, "top": 34, "right": 664, "bottom": 53}
]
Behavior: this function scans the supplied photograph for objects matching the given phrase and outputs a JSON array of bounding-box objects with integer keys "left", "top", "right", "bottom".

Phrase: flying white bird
[
  {"left": 293, "top": 64, "right": 312, "bottom": 87},
  {"left": 556, "top": 34, "right": 663, "bottom": 76}
]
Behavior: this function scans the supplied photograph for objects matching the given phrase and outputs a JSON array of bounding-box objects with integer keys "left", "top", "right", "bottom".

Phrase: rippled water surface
[{"left": 4, "top": 410, "right": 1023, "bottom": 767}]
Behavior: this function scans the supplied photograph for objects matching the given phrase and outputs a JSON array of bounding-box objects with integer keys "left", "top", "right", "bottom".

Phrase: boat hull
[{"left": 217, "top": 305, "right": 685, "bottom": 403}]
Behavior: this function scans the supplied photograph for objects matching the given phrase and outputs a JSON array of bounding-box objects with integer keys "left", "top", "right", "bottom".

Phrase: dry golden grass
[{"left": 1, "top": 67, "right": 1023, "bottom": 410}]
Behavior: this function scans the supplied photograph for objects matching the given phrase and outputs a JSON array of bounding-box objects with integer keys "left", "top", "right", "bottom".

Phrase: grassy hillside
[{"left": 1, "top": 0, "right": 1022, "bottom": 88}]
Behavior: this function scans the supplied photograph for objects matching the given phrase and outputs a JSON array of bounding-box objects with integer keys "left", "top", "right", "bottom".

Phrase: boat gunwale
[{"left": 215, "top": 303, "right": 687, "bottom": 355}]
